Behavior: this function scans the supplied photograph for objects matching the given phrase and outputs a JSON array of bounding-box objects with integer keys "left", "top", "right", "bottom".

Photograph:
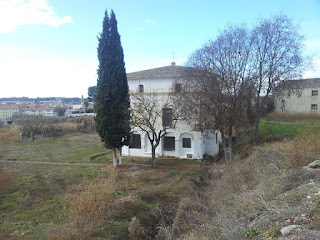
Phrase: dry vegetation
[
  {"left": 265, "top": 112, "right": 320, "bottom": 122},
  {"left": 46, "top": 163, "right": 205, "bottom": 240},
  {"left": 1, "top": 119, "right": 320, "bottom": 239},
  {"left": 159, "top": 125, "right": 320, "bottom": 239},
  {"left": 0, "top": 116, "right": 95, "bottom": 143},
  {"left": 0, "top": 126, "right": 21, "bottom": 142}
]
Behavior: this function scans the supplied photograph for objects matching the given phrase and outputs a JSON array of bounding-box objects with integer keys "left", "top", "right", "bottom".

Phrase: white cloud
[
  {"left": 144, "top": 19, "right": 155, "bottom": 25},
  {"left": 0, "top": 0, "right": 72, "bottom": 34}
]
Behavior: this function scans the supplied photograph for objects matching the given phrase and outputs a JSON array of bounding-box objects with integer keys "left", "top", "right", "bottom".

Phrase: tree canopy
[
  {"left": 95, "top": 9, "right": 130, "bottom": 166},
  {"left": 175, "top": 14, "right": 309, "bottom": 162}
]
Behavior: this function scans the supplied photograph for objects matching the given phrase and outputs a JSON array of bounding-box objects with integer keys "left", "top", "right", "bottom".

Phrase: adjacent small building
[
  {"left": 274, "top": 78, "right": 320, "bottom": 114},
  {"left": 122, "top": 63, "right": 220, "bottom": 159}
]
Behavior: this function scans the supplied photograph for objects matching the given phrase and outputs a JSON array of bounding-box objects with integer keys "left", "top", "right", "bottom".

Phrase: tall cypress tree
[{"left": 95, "top": 9, "right": 130, "bottom": 166}]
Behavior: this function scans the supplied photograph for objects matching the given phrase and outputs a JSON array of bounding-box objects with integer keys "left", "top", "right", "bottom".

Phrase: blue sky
[{"left": 0, "top": 0, "right": 319, "bottom": 98}]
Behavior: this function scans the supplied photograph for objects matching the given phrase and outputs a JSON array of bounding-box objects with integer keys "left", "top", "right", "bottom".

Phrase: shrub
[
  {"left": 128, "top": 217, "right": 146, "bottom": 240},
  {"left": 0, "top": 125, "right": 21, "bottom": 142},
  {"left": 244, "top": 226, "right": 259, "bottom": 238}
]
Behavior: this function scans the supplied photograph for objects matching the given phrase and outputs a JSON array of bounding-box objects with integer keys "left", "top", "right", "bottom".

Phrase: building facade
[
  {"left": 0, "top": 107, "right": 19, "bottom": 122},
  {"left": 122, "top": 63, "right": 220, "bottom": 159},
  {"left": 274, "top": 78, "right": 320, "bottom": 114}
]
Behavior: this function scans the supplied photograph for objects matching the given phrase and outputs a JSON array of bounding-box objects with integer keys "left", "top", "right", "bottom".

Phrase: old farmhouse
[{"left": 122, "top": 63, "right": 220, "bottom": 159}]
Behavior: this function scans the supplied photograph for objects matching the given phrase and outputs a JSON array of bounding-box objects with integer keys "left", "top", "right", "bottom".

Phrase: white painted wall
[
  {"left": 122, "top": 128, "right": 219, "bottom": 159},
  {"left": 274, "top": 88, "right": 320, "bottom": 114},
  {"left": 124, "top": 68, "right": 220, "bottom": 159},
  {"left": 128, "top": 78, "right": 173, "bottom": 93}
]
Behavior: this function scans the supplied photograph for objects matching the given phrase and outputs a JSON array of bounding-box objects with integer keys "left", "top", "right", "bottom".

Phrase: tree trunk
[
  {"left": 151, "top": 146, "right": 156, "bottom": 167},
  {"left": 119, "top": 146, "right": 123, "bottom": 165},
  {"left": 31, "top": 131, "right": 35, "bottom": 142},
  {"left": 228, "top": 133, "right": 233, "bottom": 162},
  {"left": 255, "top": 116, "right": 261, "bottom": 138},
  {"left": 112, "top": 148, "right": 117, "bottom": 167},
  {"left": 222, "top": 133, "right": 229, "bottom": 162}
]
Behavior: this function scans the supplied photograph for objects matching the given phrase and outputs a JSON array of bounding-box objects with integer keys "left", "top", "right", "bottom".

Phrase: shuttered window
[
  {"left": 182, "top": 138, "right": 191, "bottom": 148},
  {"left": 129, "top": 134, "right": 141, "bottom": 149},
  {"left": 163, "top": 136, "right": 175, "bottom": 151}
]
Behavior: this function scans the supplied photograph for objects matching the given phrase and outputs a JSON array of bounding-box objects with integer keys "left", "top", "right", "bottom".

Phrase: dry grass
[
  {"left": 47, "top": 166, "right": 120, "bottom": 240},
  {"left": 160, "top": 126, "right": 320, "bottom": 239},
  {"left": 265, "top": 112, "right": 320, "bottom": 122},
  {"left": 45, "top": 162, "right": 204, "bottom": 240},
  {"left": 0, "top": 117, "right": 95, "bottom": 143},
  {"left": 128, "top": 216, "right": 146, "bottom": 240},
  {"left": 0, "top": 126, "right": 21, "bottom": 143},
  {"left": 0, "top": 165, "right": 15, "bottom": 197}
]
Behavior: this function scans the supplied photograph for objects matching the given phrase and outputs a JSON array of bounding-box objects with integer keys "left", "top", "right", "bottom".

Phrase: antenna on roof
[{"left": 171, "top": 52, "right": 176, "bottom": 66}]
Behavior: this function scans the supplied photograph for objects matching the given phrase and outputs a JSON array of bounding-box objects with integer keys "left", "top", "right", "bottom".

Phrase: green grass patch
[
  {"left": 164, "top": 169, "right": 182, "bottom": 178},
  {"left": 260, "top": 120, "right": 303, "bottom": 139},
  {"left": 0, "top": 197, "right": 63, "bottom": 238},
  {"left": 0, "top": 190, "right": 21, "bottom": 211},
  {"left": 0, "top": 201, "right": 17, "bottom": 210},
  {"left": 144, "top": 203, "right": 155, "bottom": 210},
  {"left": 0, "top": 133, "right": 107, "bottom": 163}
]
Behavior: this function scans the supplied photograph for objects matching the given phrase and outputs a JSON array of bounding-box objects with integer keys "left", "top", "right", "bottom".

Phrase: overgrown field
[
  {"left": 0, "top": 132, "right": 205, "bottom": 239},
  {"left": 1, "top": 119, "right": 320, "bottom": 239}
]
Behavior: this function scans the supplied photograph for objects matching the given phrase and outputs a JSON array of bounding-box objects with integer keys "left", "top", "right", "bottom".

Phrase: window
[
  {"left": 311, "top": 104, "right": 318, "bottom": 111},
  {"left": 312, "top": 90, "right": 318, "bottom": 96},
  {"left": 162, "top": 108, "right": 173, "bottom": 127},
  {"left": 163, "top": 136, "right": 175, "bottom": 151},
  {"left": 182, "top": 138, "right": 191, "bottom": 148},
  {"left": 138, "top": 84, "right": 144, "bottom": 93},
  {"left": 174, "top": 83, "right": 181, "bottom": 93},
  {"left": 129, "top": 134, "right": 141, "bottom": 149}
]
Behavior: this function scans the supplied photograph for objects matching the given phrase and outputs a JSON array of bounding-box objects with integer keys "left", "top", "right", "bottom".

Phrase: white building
[
  {"left": 274, "top": 78, "right": 320, "bottom": 114},
  {"left": 23, "top": 108, "right": 57, "bottom": 117},
  {"left": 122, "top": 63, "right": 220, "bottom": 159}
]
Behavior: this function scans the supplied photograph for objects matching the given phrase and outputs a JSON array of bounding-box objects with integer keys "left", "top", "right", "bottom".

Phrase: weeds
[
  {"left": 159, "top": 127, "right": 320, "bottom": 239},
  {"left": 263, "top": 222, "right": 281, "bottom": 238},
  {"left": 244, "top": 226, "right": 259, "bottom": 238},
  {"left": 0, "top": 126, "right": 21, "bottom": 143}
]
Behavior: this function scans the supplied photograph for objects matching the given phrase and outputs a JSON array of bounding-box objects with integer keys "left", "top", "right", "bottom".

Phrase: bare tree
[
  {"left": 131, "top": 92, "right": 178, "bottom": 167},
  {"left": 250, "top": 14, "right": 308, "bottom": 137},
  {"left": 16, "top": 116, "right": 45, "bottom": 141},
  {"left": 174, "top": 14, "right": 310, "bottom": 162},
  {"left": 54, "top": 106, "right": 66, "bottom": 116},
  {"left": 178, "top": 25, "right": 252, "bottom": 162}
]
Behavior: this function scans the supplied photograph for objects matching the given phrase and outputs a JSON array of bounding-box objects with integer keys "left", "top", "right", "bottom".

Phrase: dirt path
[
  {"left": 0, "top": 160, "right": 105, "bottom": 166},
  {"left": 0, "top": 160, "right": 150, "bottom": 167}
]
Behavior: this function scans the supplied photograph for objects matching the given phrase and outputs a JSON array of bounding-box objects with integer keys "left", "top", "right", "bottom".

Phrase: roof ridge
[{"left": 127, "top": 65, "right": 200, "bottom": 80}]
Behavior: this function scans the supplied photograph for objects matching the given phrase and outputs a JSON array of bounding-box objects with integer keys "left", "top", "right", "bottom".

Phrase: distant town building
[
  {"left": 23, "top": 107, "right": 57, "bottom": 117},
  {"left": 0, "top": 106, "right": 19, "bottom": 123}
]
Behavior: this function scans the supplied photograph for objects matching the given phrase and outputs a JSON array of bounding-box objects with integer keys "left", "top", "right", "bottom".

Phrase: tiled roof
[
  {"left": 283, "top": 78, "right": 320, "bottom": 88},
  {"left": 127, "top": 64, "right": 202, "bottom": 80}
]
